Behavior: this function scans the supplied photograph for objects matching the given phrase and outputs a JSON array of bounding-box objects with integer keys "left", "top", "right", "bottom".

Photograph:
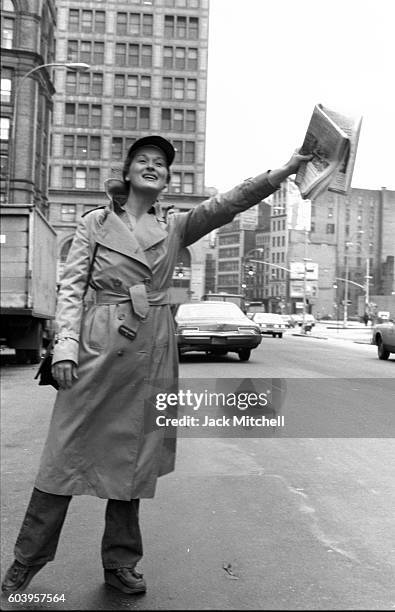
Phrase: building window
[
  {"left": 186, "top": 79, "right": 197, "bottom": 100},
  {"left": 62, "top": 167, "right": 73, "bottom": 188},
  {"left": 112, "top": 137, "right": 123, "bottom": 160},
  {"left": 163, "top": 47, "right": 173, "bottom": 69},
  {"left": 61, "top": 204, "right": 76, "bottom": 222},
  {"left": 183, "top": 173, "right": 194, "bottom": 194},
  {"left": 92, "top": 73, "right": 103, "bottom": 95},
  {"left": 0, "top": 69, "right": 12, "bottom": 103},
  {"left": 326, "top": 223, "right": 335, "bottom": 234},
  {"left": 63, "top": 135, "right": 74, "bottom": 158},
  {"left": 328, "top": 207, "right": 333, "bottom": 218},
  {"left": 175, "top": 47, "right": 186, "bottom": 69},
  {"left": 1, "top": 0, "right": 15, "bottom": 49},
  {"left": 67, "top": 40, "right": 78, "bottom": 62},
  {"left": 75, "top": 168, "right": 87, "bottom": 189},
  {"left": 69, "top": 9, "right": 105, "bottom": 33},
  {"left": 88, "top": 168, "right": 100, "bottom": 189},
  {"left": 164, "top": 15, "right": 199, "bottom": 39},
  {"left": 0, "top": 116, "right": 10, "bottom": 141},
  {"left": 116, "top": 12, "right": 127, "bottom": 34},
  {"left": 310, "top": 221, "right": 315, "bottom": 232},
  {"left": 187, "top": 48, "right": 198, "bottom": 70},
  {"left": 113, "top": 106, "right": 150, "bottom": 130},
  {"left": 65, "top": 71, "right": 77, "bottom": 94}
]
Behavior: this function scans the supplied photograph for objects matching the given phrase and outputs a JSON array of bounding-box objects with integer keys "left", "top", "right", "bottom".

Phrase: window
[
  {"left": 163, "top": 47, "right": 173, "bottom": 69},
  {"left": 95, "top": 11, "right": 105, "bottom": 33},
  {"left": 65, "top": 71, "right": 77, "bottom": 94},
  {"left": 69, "top": 8, "right": 79, "bottom": 31},
  {"left": 174, "top": 78, "right": 184, "bottom": 99},
  {"left": 93, "top": 42, "right": 104, "bottom": 64},
  {"left": 310, "top": 221, "right": 315, "bottom": 232},
  {"left": 63, "top": 135, "right": 74, "bottom": 158},
  {"left": 185, "top": 141, "right": 195, "bottom": 163},
  {"left": 115, "top": 44, "right": 127, "bottom": 66},
  {"left": 81, "top": 10, "right": 93, "bottom": 32},
  {"left": 112, "top": 137, "right": 123, "bottom": 160},
  {"left": 141, "top": 45, "right": 152, "bottom": 67},
  {"left": 1, "top": 0, "right": 15, "bottom": 49},
  {"left": 88, "top": 168, "right": 100, "bottom": 189},
  {"left": 92, "top": 73, "right": 103, "bottom": 95},
  {"left": 61, "top": 204, "right": 76, "bottom": 222},
  {"left": 76, "top": 136, "right": 88, "bottom": 158},
  {"left": 0, "top": 117, "right": 10, "bottom": 140},
  {"left": 62, "top": 167, "right": 73, "bottom": 188},
  {"left": 184, "top": 173, "right": 194, "bottom": 194},
  {"left": 187, "top": 48, "right": 198, "bottom": 70},
  {"left": 164, "top": 15, "right": 174, "bottom": 38},
  {"left": 140, "top": 76, "right": 151, "bottom": 97},
  {"left": 171, "top": 172, "right": 181, "bottom": 193},
  {"left": 67, "top": 40, "right": 78, "bottom": 62},
  {"left": 0, "top": 69, "right": 12, "bottom": 103},
  {"left": 79, "top": 73, "right": 90, "bottom": 95},
  {"left": 77, "top": 104, "right": 89, "bottom": 126},
  {"left": 326, "top": 223, "right": 335, "bottom": 234},
  {"left": 65, "top": 103, "right": 76, "bottom": 125},
  {"left": 142, "top": 14, "right": 153, "bottom": 36},
  {"left": 75, "top": 168, "right": 87, "bottom": 189},
  {"left": 114, "top": 75, "right": 125, "bottom": 96},
  {"left": 186, "top": 79, "right": 197, "bottom": 100},
  {"left": 116, "top": 12, "right": 127, "bottom": 35},
  {"left": 91, "top": 105, "right": 102, "bottom": 128},
  {"left": 175, "top": 47, "right": 186, "bottom": 69}
]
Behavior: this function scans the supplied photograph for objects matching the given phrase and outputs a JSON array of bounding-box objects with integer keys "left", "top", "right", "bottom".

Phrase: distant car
[
  {"left": 175, "top": 301, "right": 262, "bottom": 361},
  {"left": 371, "top": 321, "right": 395, "bottom": 360},
  {"left": 251, "top": 313, "right": 287, "bottom": 338}
]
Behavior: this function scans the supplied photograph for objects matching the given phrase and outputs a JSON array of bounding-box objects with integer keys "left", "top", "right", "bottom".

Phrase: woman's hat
[{"left": 126, "top": 135, "right": 175, "bottom": 167}]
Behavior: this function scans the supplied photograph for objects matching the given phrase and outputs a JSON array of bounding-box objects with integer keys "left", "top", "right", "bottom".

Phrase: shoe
[
  {"left": 104, "top": 567, "right": 147, "bottom": 595},
  {"left": 1, "top": 560, "right": 44, "bottom": 593}
]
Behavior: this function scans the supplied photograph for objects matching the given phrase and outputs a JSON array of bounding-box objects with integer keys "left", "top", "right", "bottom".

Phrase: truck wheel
[
  {"left": 238, "top": 348, "right": 251, "bottom": 361},
  {"left": 377, "top": 338, "right": 390, "bottom": 360}
]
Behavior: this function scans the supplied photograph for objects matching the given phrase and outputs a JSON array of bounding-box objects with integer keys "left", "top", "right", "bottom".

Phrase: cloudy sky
[{"left": 204, "top": 0, "right": 395, "bottom": 192}]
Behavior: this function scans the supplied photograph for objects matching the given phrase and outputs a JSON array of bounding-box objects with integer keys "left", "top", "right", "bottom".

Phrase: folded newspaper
[{"left": 295, "top": 104, "right": 362, "bottom": 200}]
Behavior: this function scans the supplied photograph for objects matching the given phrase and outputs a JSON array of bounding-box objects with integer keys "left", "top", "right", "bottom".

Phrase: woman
[{"left": 2, "top": 135, "right": 311, "bottom": 595}]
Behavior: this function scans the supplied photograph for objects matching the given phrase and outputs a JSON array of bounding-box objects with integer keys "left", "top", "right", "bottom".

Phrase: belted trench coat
[{"left": 35, "top": 174, "right": 278, "bottom": 500}]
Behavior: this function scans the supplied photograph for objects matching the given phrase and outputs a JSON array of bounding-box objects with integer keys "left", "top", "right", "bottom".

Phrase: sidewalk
[{"left": 291, "top": 322, "right": 373, "bottom": 344}]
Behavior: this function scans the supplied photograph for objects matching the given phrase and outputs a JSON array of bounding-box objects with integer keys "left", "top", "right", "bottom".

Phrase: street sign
[{"left": 290, "top": 261, "right": 319, "bottom": 281}]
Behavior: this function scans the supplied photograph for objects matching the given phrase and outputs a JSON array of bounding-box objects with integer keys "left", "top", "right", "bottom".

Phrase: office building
[{"left": 48, "top": 0, "right": 210, "bottom": 300}]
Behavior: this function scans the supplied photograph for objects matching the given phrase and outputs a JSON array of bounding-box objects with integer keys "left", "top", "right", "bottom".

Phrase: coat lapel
[
  {"left": 134, "top": 211, "right": 168, "bottom": 252},
  {"left": 95, "top": 210, "right": 150, "bottom": 268}
]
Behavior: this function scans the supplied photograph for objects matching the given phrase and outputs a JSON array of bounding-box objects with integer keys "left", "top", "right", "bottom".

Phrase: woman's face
[{"left": 126, "top": 146, "right": 169, "bottom": 194}]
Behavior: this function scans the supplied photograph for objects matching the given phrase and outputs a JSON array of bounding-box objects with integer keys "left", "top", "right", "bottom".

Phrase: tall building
[
  {"left": 0, "top": 0, "right": 56, "bottom": 211},
  {"left": 48, "top": 0, "right": 210, "bottom": 300}
]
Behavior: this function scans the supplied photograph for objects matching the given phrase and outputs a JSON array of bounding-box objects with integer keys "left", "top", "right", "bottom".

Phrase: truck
[
  {"left": 202, "top": 292, "right": 247, "bottom": 313},
  {"left": 0, "top": 205, "right": 57, "bottom": 364}
]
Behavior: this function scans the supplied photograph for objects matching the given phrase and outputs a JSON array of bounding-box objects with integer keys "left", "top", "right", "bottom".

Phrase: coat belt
[{"left": 93, "top": 286, "right": 169, "bottom": 319}]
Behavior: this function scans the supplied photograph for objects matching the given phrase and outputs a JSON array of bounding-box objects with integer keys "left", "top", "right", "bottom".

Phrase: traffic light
[{"left": 248, "top": 265, "right": 254, "bottom": 276}]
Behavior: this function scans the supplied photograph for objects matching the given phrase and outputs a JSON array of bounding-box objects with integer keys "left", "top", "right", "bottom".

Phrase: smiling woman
[{"left": 1, "top": 135, "right": 312, "bottom": 597}]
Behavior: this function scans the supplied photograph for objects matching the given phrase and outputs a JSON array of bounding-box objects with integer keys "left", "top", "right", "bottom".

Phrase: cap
[{"left": 126, "top": 135, "right": 175, "bottom": 167}]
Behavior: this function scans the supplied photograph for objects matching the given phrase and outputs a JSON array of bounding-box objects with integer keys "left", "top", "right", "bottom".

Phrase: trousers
[{"left": 14, "top": 488, "right": 143, "bottom": 570}]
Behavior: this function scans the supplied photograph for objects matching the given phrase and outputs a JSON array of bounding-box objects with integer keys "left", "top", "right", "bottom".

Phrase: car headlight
[{"left": 238, "top": 327, "right": 259, "bottom": 334}]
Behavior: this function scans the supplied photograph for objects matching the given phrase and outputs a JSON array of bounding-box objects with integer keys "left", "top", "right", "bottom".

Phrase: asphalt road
[{"left": 1, "top": 335, "right": 394, "bottom": 610}]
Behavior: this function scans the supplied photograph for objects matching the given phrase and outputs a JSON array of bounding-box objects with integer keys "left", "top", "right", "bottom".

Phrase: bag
[
  {"left": 34, "top": 342, "right": 59, "bottom": 389},
  {"left": 34, "top": 243, "right": 99, "bottom": 389}
]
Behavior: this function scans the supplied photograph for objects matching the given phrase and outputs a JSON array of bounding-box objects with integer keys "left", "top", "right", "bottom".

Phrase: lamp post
[{"left": 9, "top": 62, "right": 90, "bottom": 203}]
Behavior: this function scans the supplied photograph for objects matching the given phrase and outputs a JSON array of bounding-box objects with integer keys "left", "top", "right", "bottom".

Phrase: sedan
[
  {"left": 371, "top": 321, "right": 395, "bottom": 360},
  {"left": 251, "top": 313, "right": 287, "bottom": 338},
  {"left": 175, "top": 301, "right": 262, "bottom": 361}
]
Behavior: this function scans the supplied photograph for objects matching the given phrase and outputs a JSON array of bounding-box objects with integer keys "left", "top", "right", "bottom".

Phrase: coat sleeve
[
  {"left": 52, "top": 214, "right": 97, "bottom": 366},
  {"left": 176, "top": 173, "right": 279, "bottom": 247}
]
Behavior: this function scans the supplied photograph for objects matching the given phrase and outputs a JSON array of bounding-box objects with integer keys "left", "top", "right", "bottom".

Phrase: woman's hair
[{"left": 122, "top": 151, "right": 171, "bottom": 189}]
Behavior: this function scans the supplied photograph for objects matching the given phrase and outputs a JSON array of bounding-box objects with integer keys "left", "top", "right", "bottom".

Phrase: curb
[{"left": 291, "top": 333, "right": 328, "bottom": 340}]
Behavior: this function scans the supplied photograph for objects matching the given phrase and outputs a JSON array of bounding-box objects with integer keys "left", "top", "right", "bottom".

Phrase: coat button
[
  {"left": 114, "top": 279, "right": 122, "bottom": 287},
  {"left": 117, "top": 350, "right": 124, "bottom": 356},
  {"left": 118, "top": 313, "right": 126, "bottom": 320}
]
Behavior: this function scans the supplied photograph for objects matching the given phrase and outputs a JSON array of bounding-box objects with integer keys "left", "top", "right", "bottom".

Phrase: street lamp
[{"left": 8, "top": 62, "right": 90, "bottom": 203}]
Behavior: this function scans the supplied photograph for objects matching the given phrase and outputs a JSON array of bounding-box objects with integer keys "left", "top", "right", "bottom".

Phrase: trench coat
[{"left": 35, "top": 173, "right": 278, "bottom": 500}]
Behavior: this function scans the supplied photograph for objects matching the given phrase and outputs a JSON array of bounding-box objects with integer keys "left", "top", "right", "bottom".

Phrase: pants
[{"left": 14, "top": 488, "right": 143, "bottom": 570}]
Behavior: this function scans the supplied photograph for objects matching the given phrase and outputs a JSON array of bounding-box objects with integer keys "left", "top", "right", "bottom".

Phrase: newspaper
[{"left": 295, "top": 104, "right": 362, "bottom": 200}]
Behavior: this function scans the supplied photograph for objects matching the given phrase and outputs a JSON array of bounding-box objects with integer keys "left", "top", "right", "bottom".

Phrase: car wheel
[
  {"left": 377, "top": 338, "right": 390, "bottom": 360},
  {"left": 278, "top": 333, "right": 283, "bottom": 338},
  {"left": 238, "top": 348, "right": 251, "bottom": 361}
]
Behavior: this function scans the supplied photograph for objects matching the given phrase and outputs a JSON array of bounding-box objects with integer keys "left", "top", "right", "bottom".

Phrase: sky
[{"left": 204, "top": 0, "right": 395, "bottom": 192}]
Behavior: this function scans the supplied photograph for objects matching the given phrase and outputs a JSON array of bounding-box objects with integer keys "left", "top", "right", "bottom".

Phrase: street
[{"left": 1, "top": 327, "right": 394, "bottom": 610}]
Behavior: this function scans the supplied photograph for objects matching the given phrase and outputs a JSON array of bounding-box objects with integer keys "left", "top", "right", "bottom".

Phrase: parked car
[
  {"left": 251, "top": 313, "right": 287, "bottom": 338},
  {"left": 174, "top": 301, "right": 262, "bottom": 361},
  {"left": 371, "top": 321, "right": 395, "bottom": 360}
]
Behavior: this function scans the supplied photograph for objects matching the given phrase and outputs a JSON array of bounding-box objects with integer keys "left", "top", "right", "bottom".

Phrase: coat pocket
[{"left": 86, "top": 305, "right": 110, "bottom": 351}]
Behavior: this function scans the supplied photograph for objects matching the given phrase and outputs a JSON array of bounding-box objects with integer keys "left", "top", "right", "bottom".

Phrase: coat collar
[{"left": 95, "top": 208, "right": 168, "bottom": 269}]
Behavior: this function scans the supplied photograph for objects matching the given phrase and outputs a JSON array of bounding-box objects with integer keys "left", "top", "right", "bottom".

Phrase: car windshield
[
  {"left": 176, "top": 302, "right": 245, "bottom": 320},
  {"left": 253, "top": 314, "right": 283, "bottom": 322}
]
